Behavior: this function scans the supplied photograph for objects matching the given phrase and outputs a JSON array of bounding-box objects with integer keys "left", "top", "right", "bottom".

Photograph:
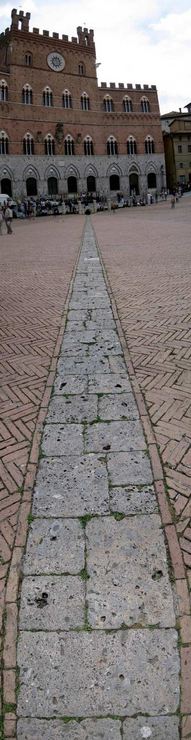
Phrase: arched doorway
[
  {"left": 48, "top": 176, "right": 58, "bottom": 196},
  {"left": 147, "top": 172, "right": 156, "bottom": 188},
  {"left": 26, "top": 177, "right": 37, "bottom": 196},
  {"left": 87, "top": 175, "right": 96, "bottom": 193},
  {"left": 68, "top": 176, "right": 77, "bottom": 194},
  {"left": 129, "top": 172, "right": 139, "bottom": 195},
  {"left": 1, "top": 178, "right": 12, "bottom": 196},
  {"left": 110, "top": 174, "right": 120, "bottom": 191}
]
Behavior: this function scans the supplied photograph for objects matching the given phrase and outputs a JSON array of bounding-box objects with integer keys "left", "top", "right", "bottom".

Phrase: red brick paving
[
  {"left": 93, "top": 197, "right": 191, "bottom": 724},
  {"left": 0, "top": 215, "right": 84, "bottom": 735}
]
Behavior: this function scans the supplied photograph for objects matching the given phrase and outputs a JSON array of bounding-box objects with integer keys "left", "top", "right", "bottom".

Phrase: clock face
[{"left": 47, "top": 52, "right": 65, "bottom": 71}]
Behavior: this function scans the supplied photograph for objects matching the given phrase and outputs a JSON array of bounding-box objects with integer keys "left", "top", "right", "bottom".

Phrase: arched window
[
  {"left": 129, "top": 172, "right": 139, "bottom": 195},
  {"left": 64, "top": 135, "right": 75, "bottom": 155},
  {"left": 68, "top": 176, "right": 77, "bottom": 193},
  {"left": 1, "top": 178, "right": 12, "bottom": 196},
  {"left": 84, "top": 136, "right": 94, "bottom": 155},
  {"left": 43, "top": 87, "right": 53, "bottom": 107},
  {"left": 23, "top": 132, "right": 34, "bottom": 155},
  {"left": 110, "top": 174, "right": 120, "bottom": 191},
  {"left": 81, "top": 92, "right": 90, "bottom": 110},
  {"left": 22, "top": 84, "right": 33, "bottom": 105},
  {"left": 104, "top": 96, "right": 114, "bottom": 112},
  {"left": 107, "top": 136, "right": 118, "bottom": 156},
  {"left": 147, "top": 172, "right": 156, "bottom": 188},
  {"left": 145, "top": 136, "right": 155, "bottom": 154},
  {"left": 87, "top": 175, "right": 96, "bottom": 192},
  {"left": 79, "top": 63, "right": 84, "bottom": 75},
  {"left": 62, "top": 90, "right": 72, "bottom": 109},
  {"left": 141, "top": 97, "right": 150, "bottom": 113},
  {"left": 25, "top": 52, "right": 32, "bottom": 66},
  {"left": 127, "top": 136, "right": 137, "bottom": 155},
  {"left": 0, "top": 80, "right": 8, "bottom": 102},
  {"left": 26, "top": 177, "right": 37, "bottom": 196},
  {"left": 45, "top": 134, "right": 55, "bottom": 156},
  {"left": 123, "top": 96, "right": 132, "bottom": 112},
  {"left": 48, "top": 177, "right": 58, "bottom": 195},
  {"left": 0, "top": 130, "right": 9, "bottom": 154}
]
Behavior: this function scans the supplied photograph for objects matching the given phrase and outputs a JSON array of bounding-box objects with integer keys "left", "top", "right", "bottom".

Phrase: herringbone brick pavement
[
  {"left": 0, "top": 216, "right": 83, "bottom": 627},
  {"left": 93, "top": 198, "right": 191, "bottom": 584}
]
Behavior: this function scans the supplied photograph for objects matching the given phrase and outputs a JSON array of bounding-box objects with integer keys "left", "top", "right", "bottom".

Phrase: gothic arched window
[
  {"left": 104, "top": 96, "right": 114, "bottom": 112},
  {"left": 127, "top": 136, "right": 137, "bottom": 155},
  {"left": 22, "top": 84, "right": 33, "bottom": 105},
  {"left": 63, "top": 90, "right": 72, "bottom": 109},
  {"left": 23, "top": 132, "right": 34, "bottom": 155},
  {"left": 123, "top": 96, "right": 132, "bottom": 112},
  {"left": 145, "top": 136, "right": 155, "bottom": 154},
  {"left": 0, "top": 80, "right": 8, "bottom": 102},
  {"left": 43, "top": 87, "right": 53, "bottom": 107},
  {"left": 81, "top": 92, "right": 90, "bottom": 110},
  {"left": 45, "top": 134, "right": 55, "bottom": 155},
  {"left": 84, "top": 136, "right": 94, "bottom": 155},
  {"left": 64, "top": 135, "right": 75, "bottom": 155},
  {"left": 141, "top": 96, "right": 150, "bottom": 113},
  {"left": 107, "top": 136, "right": 118, "bottom": 155},
  {"left": 0, "top": 130, "right": 9, "bottom": 154}
]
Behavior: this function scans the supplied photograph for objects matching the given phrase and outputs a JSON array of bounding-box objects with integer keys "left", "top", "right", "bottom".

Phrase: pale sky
[{"left": 0, "top": 0, "right": 190, "bottom": 114}]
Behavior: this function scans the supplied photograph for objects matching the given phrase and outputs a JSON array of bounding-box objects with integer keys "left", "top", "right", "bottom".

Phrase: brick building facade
[{"left": 0, "top": 8, "right": 166, "bottom": 199}]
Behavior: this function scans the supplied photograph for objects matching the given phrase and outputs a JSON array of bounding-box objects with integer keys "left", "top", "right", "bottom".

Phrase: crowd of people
[{"left": 0, "top": 186, "right": 186, "bottom": 233}]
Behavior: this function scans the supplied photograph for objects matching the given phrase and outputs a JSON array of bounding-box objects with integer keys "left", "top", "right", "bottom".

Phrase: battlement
[
  {"left": 100, "top": 82, "right": 157, "bottom": 92},
  {"left": 7, "top": 9, "right": 95, "bottom": 50},
  {"left": 11, "top": 8, "right": 30, "bottom": 32}
]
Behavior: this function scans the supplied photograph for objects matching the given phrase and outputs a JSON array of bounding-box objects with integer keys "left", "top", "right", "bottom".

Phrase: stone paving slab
[
  {"left": 54, "top": 375, "right": 88, "bottom": 395},
  {"left": 33, "top": 455, "right": 109, "bottom": 516},
  {"left": 23, "top": 519, "right": 84, "bottom": 575},
  {"left": 108, "top": 451, "right": 153, "bottom": 485},
  {"left": 99, "top": 392, "right": 139, "bottom": 419},
  {"left": 110, "top": 484, "right": 158, "bottom": 515},
  {"left": 88, "top": 373, "right": 132, "bottom": 393},
  {"left": 84, "top": 420, "right": 146, "bottom": 452},
  {"left": 19, "top": 575, "right": 85, "bottom": 630},
  {"left": 46, "top": 395, "right": 98, "bottom": 423},
  {"left": 109, "top": 355, "right": 127, "bottom": 372},
  {"left": 69, "top": 296, "right": 111, "bottom": 310},
  {"left": 62, "top": 331, "right": 97, "bottom": 346},
  {"left": 17, "top": 629, "right": 179, "bottom": 717},
  {"left": 17, "top": 718, "right": 122, "bottom": 739},
  {"left": 123, "top": 716, "right": 180, "bottom": 739},
  {"left": 56, "top": 356, "right": 110, "bottom": 375},
  {"left": 86, "top": 515, "right": 175, "bottom": 628},
  {"left": 42, "top": 423, "right": 84, "bottom": 456},
  {"left": 66, "top": 308, "right": 115, "bottom": 329}
]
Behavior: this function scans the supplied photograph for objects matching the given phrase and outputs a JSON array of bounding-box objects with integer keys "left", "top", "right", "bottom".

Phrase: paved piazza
[{"left": 0, "top": 199, "right": 191, "bottom": 738}]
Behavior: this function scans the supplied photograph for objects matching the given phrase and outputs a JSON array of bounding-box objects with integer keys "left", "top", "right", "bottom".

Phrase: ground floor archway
[
  {"left": 129, "top": 173, "right": 139, "bottom": 195},
  {"left": 47, "top": 177, "right": 58, "bottom": 196},
  {"left": 87, "top": 175, "right": 96, "bottom": 193},
  {"left": 26, "top": 177, "right": 37, "bottom": 196},
  {"left": 110, "top": 174, "right": 120, "bottom": 191},
  {"left": 68, "top": 176, "right": 77, "bottom": 194},
  {"left": 1, "top": 178, "right": 12, "bottom": 196},
  {"left": 147, "top": 172, "right": 156, "bottom": 189}
]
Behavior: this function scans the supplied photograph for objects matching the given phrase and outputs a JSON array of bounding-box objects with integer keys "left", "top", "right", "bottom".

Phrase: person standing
[
  {"left": 0, "top": 207, "right": 3, "bottom": 234},
  {"left": 4, "top": 203, "right": 13, "bottom": 233}
]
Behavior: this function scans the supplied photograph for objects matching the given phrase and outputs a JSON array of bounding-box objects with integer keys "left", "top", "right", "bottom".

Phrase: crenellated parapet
[
  {"left": 11, "top": 8, "right": 31, "bottom": 31},
  {"left": 6, "top": 8, "right": 95, "bottom": 52},
  {"left": 100, "top": 82, "right": 157, "bottom": 92}
]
